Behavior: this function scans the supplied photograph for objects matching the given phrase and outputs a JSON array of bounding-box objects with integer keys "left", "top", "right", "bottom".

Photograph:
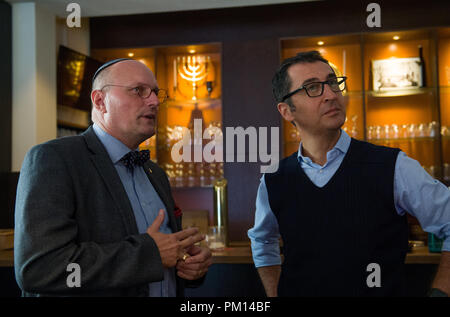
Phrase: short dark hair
[{"left": 272, "top": 51, "right": 330, "bottom": 109}]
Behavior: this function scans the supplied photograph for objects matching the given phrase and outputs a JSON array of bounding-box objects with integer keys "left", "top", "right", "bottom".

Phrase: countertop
[{"left": 0, "top": 245, "right": 442, "bottom": 267}]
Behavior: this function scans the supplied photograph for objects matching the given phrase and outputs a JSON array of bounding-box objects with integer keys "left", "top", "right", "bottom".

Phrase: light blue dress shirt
[
  {"left": 248, "top": 130, "right": 450, "bottom": 268},
  {"left": 93, "top": 124, "right": 176, "bottom": 297}
]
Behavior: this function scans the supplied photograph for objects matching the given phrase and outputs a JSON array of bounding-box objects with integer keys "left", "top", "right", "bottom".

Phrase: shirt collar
[
  {"left": 92, "top": 123, "right": 136, "bottom": 164},
  {"left": 297, "top": 129, "right": 351, "bottom": 164}
]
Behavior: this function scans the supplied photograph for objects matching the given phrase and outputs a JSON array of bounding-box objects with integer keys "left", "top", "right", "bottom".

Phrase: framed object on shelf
[
  {"left": 371, "top": 57, "right": 422, "bottom": 96},
  {"left": 57, "top": 46, "right": 102, "bottom": 112}
]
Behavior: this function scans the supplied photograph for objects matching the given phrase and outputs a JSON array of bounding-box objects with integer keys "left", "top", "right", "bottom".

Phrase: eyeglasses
[
  {"left": 281, "top": 76, "right": 347, "bottom": 101},
  {"left": 101, "top": 84, "right": 168, "bottom": 103}
]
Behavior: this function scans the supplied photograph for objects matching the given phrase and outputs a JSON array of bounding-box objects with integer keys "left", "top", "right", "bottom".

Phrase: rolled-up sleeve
[
  {"left": 394, "top": 152, "right": 450, "bottom": 251},
  {"left": 247, "top": 175, "right": 282, "bottom": 267}
]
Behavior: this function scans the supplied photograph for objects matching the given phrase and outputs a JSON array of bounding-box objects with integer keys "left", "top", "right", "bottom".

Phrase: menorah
[{"left": 174, "top": 55, "right": 212, "bottom": 101}]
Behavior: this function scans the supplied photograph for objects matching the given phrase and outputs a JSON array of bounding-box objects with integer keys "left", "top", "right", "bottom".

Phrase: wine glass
[
  {"left": 367, "top": 126, "right": 374, "bottom": 140},
  {"left": 417, "top": 123, "right": 426, "bottom": 138},
  {"left": 351, "top": 115, "right": 358, "bottom": 138},
  {"left": 408, "top": 124, "right": 417, "bottom": 138},
  {"left": 427, "top": 121, "right": 438, "bottom": 138},
  {"left": 375, "top": 125, "right": 382, "bottom": 140},
  {"left": 401, "top": 124, "right": 409, "bottom": 139},
  {"left": 391, "top": 124, "right": 399, "bottom": 139}
]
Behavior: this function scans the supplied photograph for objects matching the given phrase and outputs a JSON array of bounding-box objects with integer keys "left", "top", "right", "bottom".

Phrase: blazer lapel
[
  {"left": 83, "top": 126, "right": 139, "bottom": 235},
  {"left": 143, "top": 161, "right": 178, "bottom": 233}
]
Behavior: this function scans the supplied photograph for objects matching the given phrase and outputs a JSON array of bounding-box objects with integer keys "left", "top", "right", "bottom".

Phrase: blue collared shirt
[
  {"left": 248, "top": 130, "right": 450, "bottom": 267},
  {"left": 93, "top": 124, "right": 176, "bottom": 296}
]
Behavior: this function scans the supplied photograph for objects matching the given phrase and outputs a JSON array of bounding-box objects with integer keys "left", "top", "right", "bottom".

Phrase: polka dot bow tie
[{"left": 120, "top": 150, "right": 150, "bottom": 171}]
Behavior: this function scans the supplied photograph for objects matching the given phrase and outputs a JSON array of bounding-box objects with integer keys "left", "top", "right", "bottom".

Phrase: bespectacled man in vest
[{"left": 248, "top": 51, "right": 450, "bottom": 297}]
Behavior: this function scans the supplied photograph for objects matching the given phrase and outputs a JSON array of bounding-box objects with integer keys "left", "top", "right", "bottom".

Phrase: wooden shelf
[
  {"left": 212, "top": 246, "right": 254, "bottom": 264},
  {"left": 172, "top": 185, "right": 214, "bottom": 190},
  {"left": 0, "top": 245, "right": 442, "bottom": 267},
  {"left": 57, "top": 105, "right": 90, "bottom": 130},
  {"left": 405, "top": 246, "right": 442, "bottom": 264},
  {"left": 367, "top": 87, "right": 435, "bottom": 98},
  {"left": 164, "top": 98, "right": 221, "bottom": 110},
  {"left": 369, "top": 136, "right": 439, "bottom": 143},
  {"left": 212, "top": 245, "right": 443, "bottom": 265},
  {"left": 57, "top": 120, "right": 88, "bottom": 130},
  {"left": 0, "top": 249, "right": 13, "bottom": 267}
]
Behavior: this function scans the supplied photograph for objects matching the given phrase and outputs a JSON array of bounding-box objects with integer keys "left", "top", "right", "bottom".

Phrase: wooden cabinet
[
  {"left": 153, "top": 43, "right": 223, "bottom": 189},
  {"left": 280, "top": 28, "right": 450, "bottom": 185},
  {"left": 91, "top": 43, "right": 223, "bottom": 188},
  {"left": 363, "top": 30, "right": 441, "bottom": 179}
]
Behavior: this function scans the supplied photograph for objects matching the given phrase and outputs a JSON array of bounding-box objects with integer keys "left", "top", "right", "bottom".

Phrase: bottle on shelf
[{"left": 418, "top": 45, "right": 426, "bottom": 88}]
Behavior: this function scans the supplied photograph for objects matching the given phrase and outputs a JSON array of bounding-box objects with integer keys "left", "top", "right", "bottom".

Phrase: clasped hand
[{"left": 147, "top": 209, "right": 212, "bottom": 279}]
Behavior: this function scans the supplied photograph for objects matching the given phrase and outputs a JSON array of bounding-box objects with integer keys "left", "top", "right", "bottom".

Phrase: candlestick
[
  {"left": 343, "top": 49, "right": 346, "bottom": 76},
  {"left": 173, "top": 58, "right": 177, "bottom": 93}
]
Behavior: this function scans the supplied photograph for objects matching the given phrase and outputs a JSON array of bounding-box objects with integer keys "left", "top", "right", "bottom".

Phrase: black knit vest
[{"left": 265, "top": 139, "right": 408, "bottom": 297}]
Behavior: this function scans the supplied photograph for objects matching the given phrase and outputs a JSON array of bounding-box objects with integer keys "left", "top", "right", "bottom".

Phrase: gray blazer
[{"left": 14, "top": 126, "right": 197, "bottom": 296}]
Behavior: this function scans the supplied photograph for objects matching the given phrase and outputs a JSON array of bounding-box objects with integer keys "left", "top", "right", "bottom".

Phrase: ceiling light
[{"left": 317, "top": 41, "right": 324, "bottom": 46}]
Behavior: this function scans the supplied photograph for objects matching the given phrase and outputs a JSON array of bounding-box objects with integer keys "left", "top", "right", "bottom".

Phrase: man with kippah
[
  {"left": 248, "top": 51, "right": 450, "bottom": 297},
  {"left": 14, "top": 59, "right": 212, "bottom": 296}
]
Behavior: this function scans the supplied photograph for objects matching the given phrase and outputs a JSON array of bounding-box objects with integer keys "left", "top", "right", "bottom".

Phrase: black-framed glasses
[
  {"left": 281, "top": 76, "right": 347, "bottom": 101},
  {"left": 101, "top": 84, "right": 168, "bottom": 103}
]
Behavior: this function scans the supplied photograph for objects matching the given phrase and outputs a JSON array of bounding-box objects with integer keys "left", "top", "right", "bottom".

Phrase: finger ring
[{"left": 182, "top": 254, "right": 189, "bottom": 261}]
